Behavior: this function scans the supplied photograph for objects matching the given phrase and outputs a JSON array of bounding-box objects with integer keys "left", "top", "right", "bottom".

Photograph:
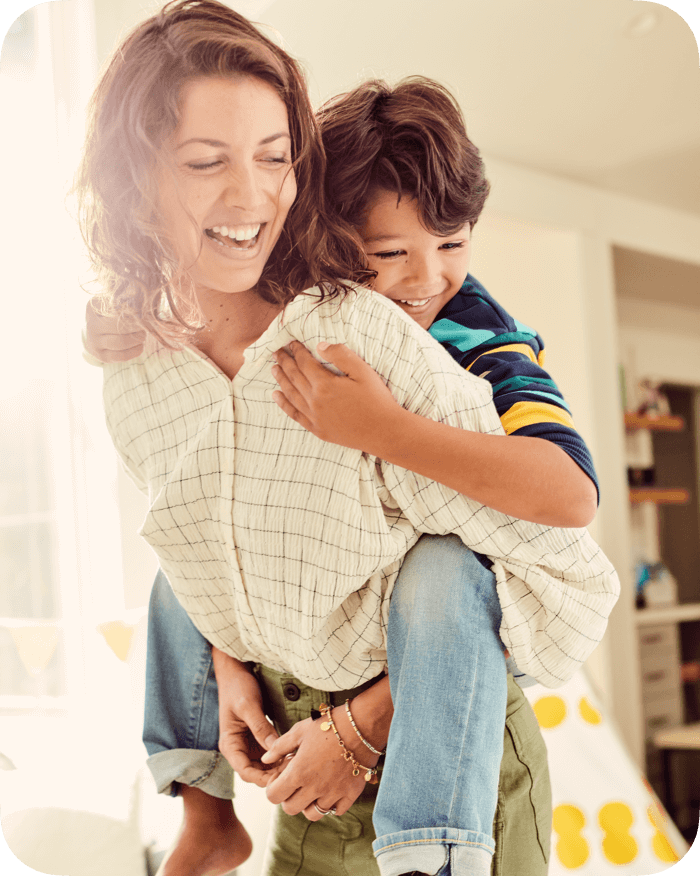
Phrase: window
[{"left": 0, "top": 2, "right": 126, "bottom": 719}]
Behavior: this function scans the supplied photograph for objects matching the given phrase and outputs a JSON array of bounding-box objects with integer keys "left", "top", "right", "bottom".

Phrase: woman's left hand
[
  {"left": 261, "top": 710, "right": 379, "bottom": 821},
  {"left": 271, "top": 341, "right": 400, "bottom": 455}
]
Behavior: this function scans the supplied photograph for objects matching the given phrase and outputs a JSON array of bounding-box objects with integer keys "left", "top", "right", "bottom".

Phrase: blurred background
[{"left": 0, "top": 1, "right": 699, "bottom": 874}]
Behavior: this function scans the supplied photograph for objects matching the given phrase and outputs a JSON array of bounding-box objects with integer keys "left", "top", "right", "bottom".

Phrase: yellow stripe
[
  {"left": 467, "top": 343, "right": 537, "bottom": 372},
  {"left": 501, "top": 401, "right": 575, "bottom": 435}
]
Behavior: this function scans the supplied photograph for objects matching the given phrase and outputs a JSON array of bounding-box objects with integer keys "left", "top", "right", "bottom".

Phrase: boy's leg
[
  {"left": 145, "top": 570, "right": 252, "bottom": 876},
  {"left": 144, "top": 568, "right": 233, "bottom": 798},
  {"left": 373, "top": 534, "right": 507, "bottom": 876}
]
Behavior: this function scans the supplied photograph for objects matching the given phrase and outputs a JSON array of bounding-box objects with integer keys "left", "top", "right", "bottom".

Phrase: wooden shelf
[
  {"left": 629, "top": 487, "right": 690, "bottom": 505},
  {"left": 624, "top": 412, "right": 685, "bottom": 432},
  {"left": 636, "top": 603, "right": 700, "bottom": 626}
]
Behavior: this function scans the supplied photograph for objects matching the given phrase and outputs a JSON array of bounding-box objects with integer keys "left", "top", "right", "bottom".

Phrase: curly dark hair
[
  {"left": 317, "top": 76, "right": 490, "bottom": 237},
  {"left": 75, "top": 0, "right": 367, "bottom": 345}
]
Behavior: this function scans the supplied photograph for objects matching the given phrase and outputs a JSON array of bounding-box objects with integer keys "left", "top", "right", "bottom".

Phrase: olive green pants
[{"left": 255, "top": 668, "right": 551, "bottom": 876}]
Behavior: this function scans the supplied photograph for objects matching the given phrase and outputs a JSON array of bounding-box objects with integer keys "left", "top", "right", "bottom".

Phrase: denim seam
[
  {"left": 446, "top": 558, "right": 482, "bottom": 825},
  {"left": 376, "top": 837, "right": 494, "bottom": 853},
  {"left": 187, "top": 751, "right": 222, "bottom": 787},
  {"left": 189, "top": 641, "right": 214, "bottom": 749}
]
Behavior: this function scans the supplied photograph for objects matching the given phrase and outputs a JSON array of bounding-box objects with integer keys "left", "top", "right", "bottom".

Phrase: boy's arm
[
  {"left": 272, "top": 341, "right": 596, "bottom": 528},
  {"left": 84, "top": 298, "right": 146, "bottom": 364},
  {"left": 432, "top": 275, "right": 599, "bottom": 499}
]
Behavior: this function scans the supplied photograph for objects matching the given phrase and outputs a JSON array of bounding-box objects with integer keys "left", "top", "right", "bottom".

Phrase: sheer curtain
[{"left": 0, "top": 0, "right": 150, "bottom": 826}]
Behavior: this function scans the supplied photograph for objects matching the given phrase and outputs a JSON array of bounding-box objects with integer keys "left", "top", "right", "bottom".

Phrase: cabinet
[{"left": 626, "top": 388, "right": 700, "bottom": 837}]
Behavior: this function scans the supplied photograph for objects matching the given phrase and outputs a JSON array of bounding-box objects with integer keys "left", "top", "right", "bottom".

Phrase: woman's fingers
[
  {"left": 261, "top": 725, "right": 301, "bottom": 764},
  {"left": 300, "top": 797, "right": 342, "bottom": 821}
]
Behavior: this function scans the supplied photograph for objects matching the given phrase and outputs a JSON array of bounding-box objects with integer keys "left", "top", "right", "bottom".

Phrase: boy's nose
[{"left": 408, "top": 254, "right": 440, "bottom": 288}]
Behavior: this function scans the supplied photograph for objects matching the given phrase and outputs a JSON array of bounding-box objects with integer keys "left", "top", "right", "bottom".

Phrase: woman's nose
[{"left": 222, "top": 165, "right": 265, "bottom": 211}]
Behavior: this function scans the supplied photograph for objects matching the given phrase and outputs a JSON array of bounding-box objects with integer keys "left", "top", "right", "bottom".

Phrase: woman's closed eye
[
  {"left": 368, "top": 249, "right": 404, "bottom": 260},
  {"left": 185, "top": 159, "right": 224, "bottom": 171}
]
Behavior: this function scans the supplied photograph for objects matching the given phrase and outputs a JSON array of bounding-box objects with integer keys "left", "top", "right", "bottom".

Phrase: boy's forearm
[{"left": 376, "top": 406, "right": 597, "bottom": 528}]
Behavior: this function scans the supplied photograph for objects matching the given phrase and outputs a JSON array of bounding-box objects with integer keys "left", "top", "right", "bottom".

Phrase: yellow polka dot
[
  {"left": 578, "top": 697, "right": 602, "bottom": 725},
  {"left": 553, "top": 804, "right": 589, "bottom": 868},
  {"left": 598, "top": 802, "right": 638, "bottom": 864},
  {"left": 532, "top": 695, "right": 567, "bottom": 729},
  {"left": 647, "top": 805, "right": 680, "bottom": 863}
]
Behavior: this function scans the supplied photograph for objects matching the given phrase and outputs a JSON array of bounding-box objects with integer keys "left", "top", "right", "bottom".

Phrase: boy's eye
[{"left": 439, "top": 241, "right": 465, "bottom": 251}]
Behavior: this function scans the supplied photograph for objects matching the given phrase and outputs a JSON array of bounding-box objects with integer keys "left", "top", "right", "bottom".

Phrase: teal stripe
[
  {"left": 429, "top": 319, "right": 496, "bottom": 351},
  {"left": 514, "top": 318, "right": 536, "bottom": 337},
  {"left": 470, "top": 331, "right": 539, "bottom": 349},
  {"left": 491, "top": 375, "right": 559, "bottom": 395}
]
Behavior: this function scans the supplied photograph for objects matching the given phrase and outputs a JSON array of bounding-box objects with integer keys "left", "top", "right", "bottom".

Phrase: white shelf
[{"left": 635, "top": 603, "right": 700, "bottom": 626}]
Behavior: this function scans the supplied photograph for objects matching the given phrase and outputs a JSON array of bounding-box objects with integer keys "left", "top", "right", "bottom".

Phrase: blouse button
[{"left": 283, "top": 682, "right": 301, "bottom": 701}]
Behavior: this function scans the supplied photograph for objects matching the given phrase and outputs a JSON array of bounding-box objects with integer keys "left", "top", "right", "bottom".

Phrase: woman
[{"left": 77, "top": 3, "right": 618, "bottom": 875}]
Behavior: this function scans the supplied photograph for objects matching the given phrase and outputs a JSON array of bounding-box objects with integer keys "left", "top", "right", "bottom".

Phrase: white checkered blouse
[{"left": 104, "top": 286, "right": 619, "bottom": 689}]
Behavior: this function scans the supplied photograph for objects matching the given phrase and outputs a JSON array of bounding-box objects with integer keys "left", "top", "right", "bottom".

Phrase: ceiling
[{"left": 247, "top": 0, "right": 700, "bottom": 217}]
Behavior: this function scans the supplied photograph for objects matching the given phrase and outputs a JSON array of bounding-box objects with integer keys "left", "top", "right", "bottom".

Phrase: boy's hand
[
  {"left": 271, "top": 341, "right": 400, "bottom": 455},
  {"left": 84, "top": 299, "right": 145, "bottom": 363}
]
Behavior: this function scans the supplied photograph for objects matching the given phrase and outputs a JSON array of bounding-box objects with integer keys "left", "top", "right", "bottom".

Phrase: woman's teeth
[
  {"left": 400, "top": 298, "right": 433, "bottom": 307},
  {"left": 207, "top": 224, "right": 261, "bottom": 247}
]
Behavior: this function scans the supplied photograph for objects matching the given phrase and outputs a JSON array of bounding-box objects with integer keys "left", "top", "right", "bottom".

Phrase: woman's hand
[
  {"left": 84, "top": 299, "right": 145, "bottom": 363},
  {"left": 211, "top": 648, "right": 282, "bottom": 788},
  {"left": 271, "top": 341, "right": 401, "bottom": 455},
  {"left": 261, "top": 707, "right": 379, "bottom": 821}
]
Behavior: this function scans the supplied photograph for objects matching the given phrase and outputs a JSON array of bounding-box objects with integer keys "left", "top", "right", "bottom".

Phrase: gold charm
[
  {"left": 364, "top": 770, "right": 373, "bottom": 781},
  {"left": 321, "top": 721, "right": 332, "bottom": 732},
  {"left": 352, "top": 768, "right": 360, "bottom": 776}
]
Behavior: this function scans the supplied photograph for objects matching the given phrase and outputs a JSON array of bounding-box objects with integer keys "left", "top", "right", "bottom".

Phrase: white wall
[{"left": 618, "top": 298, "right": 700, "bottom": 388}]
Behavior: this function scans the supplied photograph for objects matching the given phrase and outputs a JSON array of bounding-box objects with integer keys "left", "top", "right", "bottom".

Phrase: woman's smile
[{"left": 158, "top": 75, "right": 297, "bottom": 295}]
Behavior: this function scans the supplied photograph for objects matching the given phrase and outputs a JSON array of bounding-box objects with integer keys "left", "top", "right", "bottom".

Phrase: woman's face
[
  {"left": 359, "top": 190, "right": 472, "bottom": 330},
  {"left": 158, "top": 75, "right": 297, "bottom": 296}
]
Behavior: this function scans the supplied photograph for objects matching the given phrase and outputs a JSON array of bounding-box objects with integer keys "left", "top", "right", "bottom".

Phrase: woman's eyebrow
[{"left": 176, "top": 132, "right": 291, "bottom": 150}]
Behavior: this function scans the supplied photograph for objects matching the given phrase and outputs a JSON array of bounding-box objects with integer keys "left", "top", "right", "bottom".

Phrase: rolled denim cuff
[
  {"left": 146, "top": 748, "right": 234, "bottom": 799},
  {"left": 373, "top": 828, "right": 494, "bottom": 876}
]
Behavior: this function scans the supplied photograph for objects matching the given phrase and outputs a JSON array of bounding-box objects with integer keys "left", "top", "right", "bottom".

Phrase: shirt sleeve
[{"left": 429, "top": 275, "right": 599, "bottom": 499}]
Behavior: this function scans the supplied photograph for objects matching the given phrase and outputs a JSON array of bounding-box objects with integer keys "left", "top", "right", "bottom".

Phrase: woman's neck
[{"left": 193, "top": 287, "right": 282, "bottom": 381}]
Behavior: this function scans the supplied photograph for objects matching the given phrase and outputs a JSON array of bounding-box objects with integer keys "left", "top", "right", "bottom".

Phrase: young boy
[{"left": 85, "top": 77, "right": 606, "bottom": 876}]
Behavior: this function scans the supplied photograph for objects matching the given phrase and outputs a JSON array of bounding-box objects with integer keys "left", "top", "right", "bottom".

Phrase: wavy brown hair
[
  {"left": 317, "top": 77, "right": 490, "bottom": 238},
  {"left": 75, "top": 0, "right": 367, "bottom": 345}
]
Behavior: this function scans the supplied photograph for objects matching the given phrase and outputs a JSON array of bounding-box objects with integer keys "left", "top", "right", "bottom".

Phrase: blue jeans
[{"left": 144, "top": 535, "right": 507, "bottom": 876}]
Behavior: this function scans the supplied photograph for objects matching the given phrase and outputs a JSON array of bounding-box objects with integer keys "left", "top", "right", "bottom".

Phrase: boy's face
[{"left": 359, "top": 190, "right": 472, "bottom": 330}]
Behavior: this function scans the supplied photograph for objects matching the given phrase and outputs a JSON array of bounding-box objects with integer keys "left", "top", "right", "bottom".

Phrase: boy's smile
[{"left": 359, "top": 190, "right": 472, "bottom": 330}]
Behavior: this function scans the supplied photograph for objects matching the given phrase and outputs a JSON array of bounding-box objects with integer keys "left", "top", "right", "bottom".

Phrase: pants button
[{"left": 283, "top": 682, "right": 301, "bottom": 701}]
